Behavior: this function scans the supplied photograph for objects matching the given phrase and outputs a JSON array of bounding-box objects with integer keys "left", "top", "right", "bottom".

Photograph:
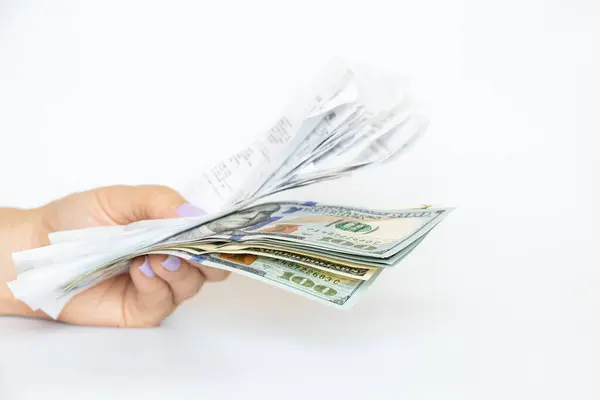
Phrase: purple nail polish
[
  {"left": 161, "top": 255, "right": 181, "bottom": 272},
  {"left": 177, "top": 203, "right": 206, "bottom": 217},
  {"left": 138, "top": 257, "right": 155, "bottom": 278}
]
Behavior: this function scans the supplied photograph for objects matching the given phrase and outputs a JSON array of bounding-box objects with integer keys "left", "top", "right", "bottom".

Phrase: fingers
[
  {"left": 150, "top": 255, "right": 206, "bottom": 305},
  {"left": 92, "top": 184, "right": 205, "bottom": 225},
  {"left": 128, "top": 256, "right": 174, "bottom": 325},
  {"left": 193, "top": 264, "right": 231, "bottom": 282},
  {"left": 127, "top": 254, "right": 207, "bottom": 326}
]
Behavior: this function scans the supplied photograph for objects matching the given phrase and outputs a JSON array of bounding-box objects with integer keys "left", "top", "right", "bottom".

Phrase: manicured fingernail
[
  {"left": 176, "top": 203, "right": 206, "bottom": 217},
  {"left": 161, "top": 255, "right": 181, "bottom": 272},
  {"left": 138, "top": 257, "right": 155, "bottom": 278}
]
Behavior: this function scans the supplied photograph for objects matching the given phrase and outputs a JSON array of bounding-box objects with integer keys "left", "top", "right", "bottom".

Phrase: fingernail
[
  {"left": 176, "top": 203, "right": 206, "bottom": 217},
  {"left": 161, "top": 255, "right": 181, "bottom": 272},
  {"left": 138, "top": 257, "right": 155, "bottom": 278}
]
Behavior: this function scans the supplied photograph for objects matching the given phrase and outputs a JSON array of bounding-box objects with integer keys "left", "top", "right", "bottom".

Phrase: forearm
[{"left": 0, "top": 207, "right": 48, "bottom": 317}]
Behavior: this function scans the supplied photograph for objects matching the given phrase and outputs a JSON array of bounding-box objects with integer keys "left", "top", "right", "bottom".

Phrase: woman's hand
[{"left": 0, "top": 185, "right": 229, "bottom": 327}]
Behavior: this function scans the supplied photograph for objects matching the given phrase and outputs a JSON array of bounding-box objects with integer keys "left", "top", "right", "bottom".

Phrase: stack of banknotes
[{"left": 8, "top": 60, "right": 453, "bottom": 318}]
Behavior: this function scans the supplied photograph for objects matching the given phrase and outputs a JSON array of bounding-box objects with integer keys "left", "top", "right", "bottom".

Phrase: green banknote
[
  {"left": 58, "top": 201, "right": 451, "bottom": 306},
  {"left": 60, "top": 248, "right": 381, "bottom": 309},
  {"left": 159, "top": 245, "right": 379, "bottom": 280},
  {"left": 156, "top": 201, "right": 452, "bottom": 258}
]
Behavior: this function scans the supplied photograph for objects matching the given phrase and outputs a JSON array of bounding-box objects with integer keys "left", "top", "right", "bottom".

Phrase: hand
[{"left": 0, "top": 185, "right": 229, "bottom": 327}]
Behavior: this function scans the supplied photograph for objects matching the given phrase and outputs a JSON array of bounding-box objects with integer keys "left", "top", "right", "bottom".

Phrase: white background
[{"left": 0, "top": 1, "right": 598, "bottom": 399}]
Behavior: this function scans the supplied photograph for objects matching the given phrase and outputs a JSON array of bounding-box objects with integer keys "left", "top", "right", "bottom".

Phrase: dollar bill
[
  {"left": 55, "top": 201, "right": 451, "bottom": 295},
  {"left": 182, "top": 243, "right": 372, "bottom": 268},
  {"left": 156, "top": 201, "right": 453, "bottom": 259},
  {"left": 243, "top": 219, "right": 439, "bottom": 266},
  {"left": 164, "top": 252, "right": 381, "bottom": 309},
  {"left": 56, "top": 247, "right": 381, "bottom": 310},
  {"left": 154, "top": 245, "right": 379, "bottom": 280}
]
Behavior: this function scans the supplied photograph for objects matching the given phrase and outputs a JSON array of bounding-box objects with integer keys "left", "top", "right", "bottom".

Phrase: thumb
[{"left": 92, "top": 185, "right": 206, "bottom": 225}]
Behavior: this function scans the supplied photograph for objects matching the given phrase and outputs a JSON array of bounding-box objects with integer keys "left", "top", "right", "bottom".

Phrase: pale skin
[{"left": 0, "top": 185, "right": 230, "bottom": 327}]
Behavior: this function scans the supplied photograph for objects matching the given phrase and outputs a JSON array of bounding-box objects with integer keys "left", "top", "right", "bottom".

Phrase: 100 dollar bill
[
  {"left": 155, "top": 245, "right": 378, "bottom": 280},
  {"left": 156, "top": 201, "right": 453, "bottom": 258},
  {"left": 193, "top": 253, "right": 381, "bottom": 309},
  {"left": 59, "top": 247, "right": 381, "bottom": 309}
]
